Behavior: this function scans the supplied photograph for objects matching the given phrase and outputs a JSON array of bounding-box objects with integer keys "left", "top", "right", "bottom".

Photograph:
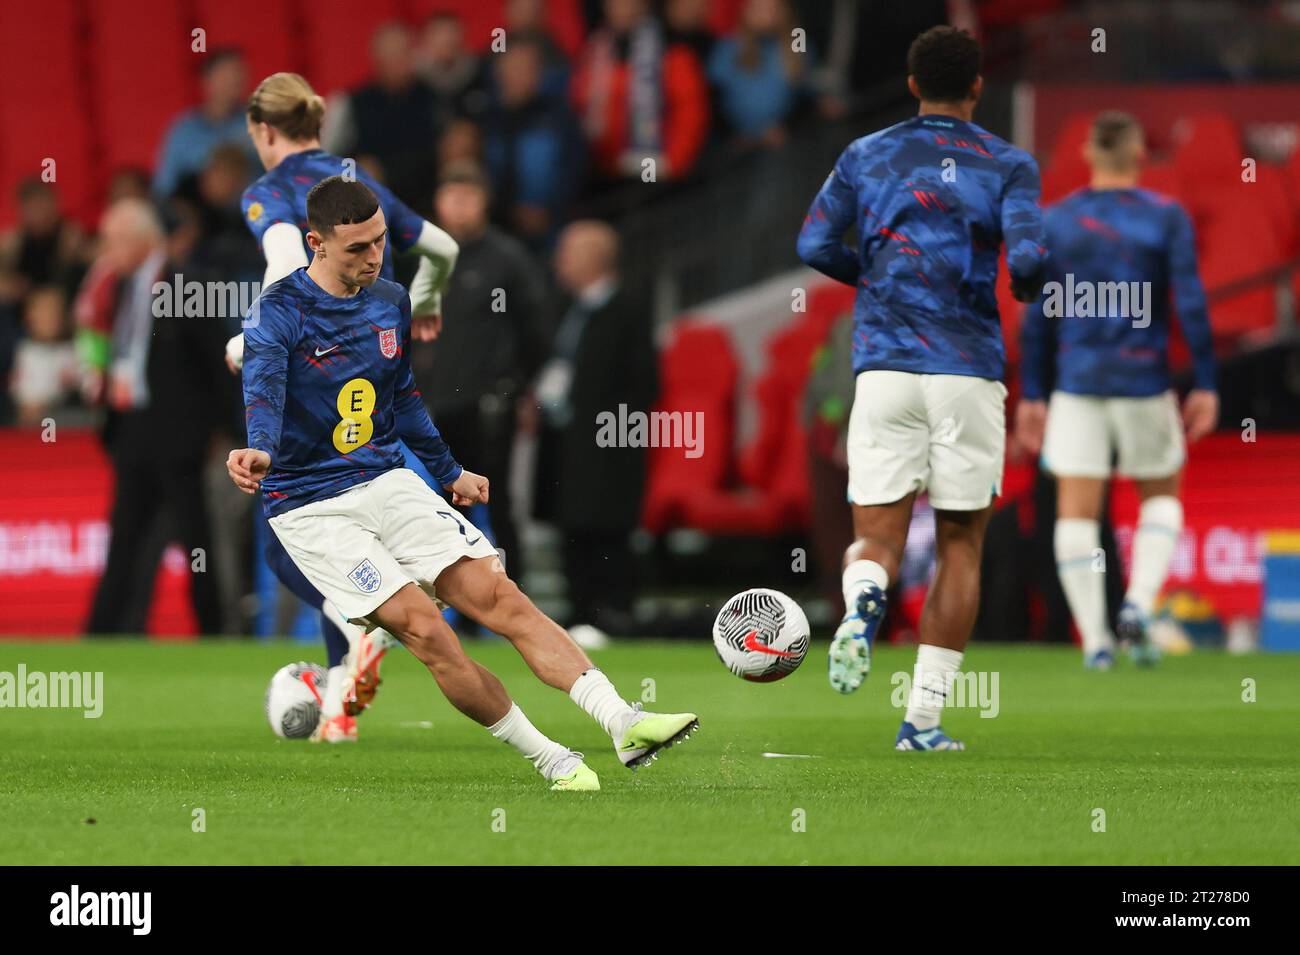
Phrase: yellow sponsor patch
[{"left": 246, "top": 201, "right": 263, "bottom": 223}]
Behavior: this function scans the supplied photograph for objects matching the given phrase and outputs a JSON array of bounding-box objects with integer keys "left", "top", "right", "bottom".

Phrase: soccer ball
[
  {"left": 712, "top": 589, "right": 810, "bottom": 682},
  {"left": 266, "top": 662, "right": 328, "bottom": 739}
]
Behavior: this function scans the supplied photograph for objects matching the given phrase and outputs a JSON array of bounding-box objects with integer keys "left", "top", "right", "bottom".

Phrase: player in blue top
[
  {"left": 797, "top": 26, "right": 1047, "bottom": 751},
  {"left": 1014, "top": 111, "right": 1219, "bottom": 669},
  {"left": 228, "top": 177, "right": 699, "bottom": 790},
  {"left": 226, "top": 73, "right": 461, "bottom": 742}
]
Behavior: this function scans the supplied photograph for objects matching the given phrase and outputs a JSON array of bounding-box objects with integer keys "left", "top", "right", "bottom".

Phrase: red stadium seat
[
  {"left": 1039, "top": 112, "right": 1093, "bottom": 204},
  {"left": 1198, "top": 195, "right": 1288, "bottom": 341},
  {"left": 736, "top": 315, "right": 828, "bottom": 489},
  {"left": 193, "top": 0, "right": 301, "bottom": 86},
  {"left": 0, "top": 0, "right": 95, "bottom": 225},
  {"left": 86, "top": 0, "right": 195, "bottom": 179},
  {"left": 1138, "top": 160, "right": 1182, "bottom": 199},
  {"left": 1171, "top": 112, "right": 1244, "bottom": 221},
  {"left": 678, "top": 302, "right": 845, "bottom": 536},
  {"left": 299, "top": 0, "right": 405, "bottom": 96},
  {"left": 641, "top": 321, "right": 739, "bottom": 533}
]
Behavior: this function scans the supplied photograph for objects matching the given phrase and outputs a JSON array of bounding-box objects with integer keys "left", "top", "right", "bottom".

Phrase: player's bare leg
[
  {"left": 1054, "top": 476, "right": 1114, "bottom": 668},
  {"left": 1121, "top": 472, "right": 1183, "bottom": 665},
  {"left": 434, "top": 557, "right": 590, "bottom": 689},
  {"left": 433, "top": 556, "right": 699, "bottom": 771},
  {"left": 830, "top": 492, "right": 915, "bottom": 693},
  {"left": 895, "top": 504, "right": 993, "bottom": 751},
  {"left": 370, "top": 581, "right": 597, "bottom": 790}
]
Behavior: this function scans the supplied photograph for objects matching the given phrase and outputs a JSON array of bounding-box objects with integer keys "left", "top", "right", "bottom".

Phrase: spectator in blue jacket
[
  {"left": 482, "top": 38, "right": 585, "bottom": 249},
  {"left": 153, "top": 49, "right": 256, "bottom": 200},
  {"left": 708, "top": 0, "right": 815, "bottom": 147}
]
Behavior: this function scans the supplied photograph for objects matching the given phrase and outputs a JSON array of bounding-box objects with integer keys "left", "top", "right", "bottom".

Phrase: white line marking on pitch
[{"left": 761, "top": 752, "right": 819, "bottom": 758}]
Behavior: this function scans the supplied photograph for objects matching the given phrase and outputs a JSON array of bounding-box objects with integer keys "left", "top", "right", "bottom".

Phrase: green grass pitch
[{"left": 2, "top": 638, "right": 1298, "bottom": 865}]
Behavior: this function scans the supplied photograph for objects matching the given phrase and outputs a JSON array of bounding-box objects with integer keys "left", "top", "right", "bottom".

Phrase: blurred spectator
[
  {"left": 482, "top": 38, "right": 585, "bottom": 248},
  {"left": 416, "top": 13, "right": 493, "bottom": 121},
  {"left": 664, "top": 0, "right": 717, "bottom": 65},
  {"left": 438, "top": 118, "right": 485, "bottom": 170},
  {"left": 411, "top": 162, "right": 549, "bottom": 584},
  {"left": 534, "top": 220, "right": 657, "bottom": 640},
  {"left": 156, "top": 146, "right": 262, "bottom": 349},
  {"left": 0, "top": 178, "right": 89, "bottom": 302},
  {"left": 183, "top": 143, "right": 262, "bottom": 300},
  {"left": 323, "top": 22, "right": 441, "bottom": 212},
  {"left": 152, "top": 49, "right": 256, "bottom": 200},
  {"left": 571, "top": 0, "right": 710, "bottom": 183},
  {"left": 708, "top": 0, "right": 816, "bottom": 146},
  {"left": 10, "top": 286, "right": 78, "bottom": 426},
  {"left": 106, "top": 167, "right": 153, "bottom": 204},
  {"left": 504, "top": 0, "right": 572, "bottom": 98},
  {"left": 85, "top": 199, "right": 233, "bottom": 635}
]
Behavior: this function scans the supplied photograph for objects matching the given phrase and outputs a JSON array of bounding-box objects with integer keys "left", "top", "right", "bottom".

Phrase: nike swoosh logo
[
  {"left": 314, "top": 345, "right": 339, "bottom": 357},
  {"left": 743, "top": 630, "right": 796, "bottom": 657}
]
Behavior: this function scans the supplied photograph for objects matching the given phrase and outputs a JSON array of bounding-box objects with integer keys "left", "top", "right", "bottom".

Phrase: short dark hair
[
  {"left": 306, "top": 176, "right": 381, "bottom": 236},
  {"left": 1090, "top": 110, "right": 1142, "bottom": 151},
  {"left": 907, "top": 26, "right": 981, "bottom": 103}
]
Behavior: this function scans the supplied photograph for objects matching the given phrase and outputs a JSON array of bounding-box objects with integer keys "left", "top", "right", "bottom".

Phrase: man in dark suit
[
  {"left": 412, "top": 161, "right": 551, "bottom": 586},
  {"left": 86, "top": 199, "right": 238, "bottom": 635},
  {"left": 535, "top": 221, "right": 657, "bottom": 642}
]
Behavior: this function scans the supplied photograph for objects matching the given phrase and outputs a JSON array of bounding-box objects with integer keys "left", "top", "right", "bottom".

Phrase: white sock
[
  {"left": 842, "top": 559, "right": 889, "bottom": 613},
  {"left": 322, "top": 665, "right": 347, "bottom": 719},
  {"left": 1125, "top": 496, "right": 1183, "bottom": 616},
  {"left": 1054, "top": 517, "right": 1113, "bottom": 656},
  {"left": 321, "top": 599, "right": 363, "bottom": 652},
  {"left": 569, "top": 669, "right": 636, "bottom": 741},
  {"left": 904, "top": 644, "right": 963, "bottom": 730},
  {"left": 488, "top": 703, "right": 571, "bottom": 779}
]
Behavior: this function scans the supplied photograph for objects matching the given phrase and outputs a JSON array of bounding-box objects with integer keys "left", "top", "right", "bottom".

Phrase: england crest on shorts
[
  {"left": 348, "top": 558, "right": 382, "bottom": 594},
  {"left": 378, "top": 328, "right": 398, "bottom": 359}
]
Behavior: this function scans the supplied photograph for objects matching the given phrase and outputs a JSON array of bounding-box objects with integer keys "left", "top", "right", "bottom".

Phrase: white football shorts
[
  {"left": 846, "top": 370, "right": 1007, "bottom": 511},
  {"left": 268, "top": 467, "right": 500, "bottom": 624},
  {"left": 1042, "top": 389, "right": 1185, "bottom": 479}
]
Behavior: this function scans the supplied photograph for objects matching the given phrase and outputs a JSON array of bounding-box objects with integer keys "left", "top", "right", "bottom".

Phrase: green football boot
[{"left": 616, "top": 705, "right": 700, "bottom": 770}]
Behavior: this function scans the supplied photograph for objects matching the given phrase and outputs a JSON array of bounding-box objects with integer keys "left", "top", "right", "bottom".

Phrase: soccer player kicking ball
[
  {"left": 1015, "top": 111, "right": 1219, "bottom": 669},
  {"left": 228, "top": 72, "right": 465, "bottom": 742},
  {"left": 797, "top": 27, "right": 1046, "bottom": 751},
  {"left": 228, "top": 176, "right": 697, "bottom": 790}
]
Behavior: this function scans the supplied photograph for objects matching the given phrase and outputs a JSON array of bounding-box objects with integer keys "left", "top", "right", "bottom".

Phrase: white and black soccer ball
[
  {"left": 712, "top": 589, "right": 810, "bottom": 682},
  {"left": 266, "top": 662, "right": 328, "bottom": 739}
]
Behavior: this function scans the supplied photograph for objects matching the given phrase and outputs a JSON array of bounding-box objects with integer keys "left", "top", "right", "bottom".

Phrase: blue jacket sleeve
[
  {"left": 1167, "top": 204, "right": 1217, "bottom": 391},
  {"left": 391, "top": 294, "right": 463, "bottom": 486},
  {"left": 1001, "top": 157, "right": 1048, "bottom": 296},
  {"left": 796, "top": 145, "right": 861, "bottom": 286},
  {"left": 242, "top": 296, "right": 297, "bottom": 465},
  {"left": 1018, "top": 278, "right": 1055, "bottom": 401}
]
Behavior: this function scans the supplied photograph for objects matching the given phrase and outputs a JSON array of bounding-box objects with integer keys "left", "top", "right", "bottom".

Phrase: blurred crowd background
[{"left": 2, "top": 0, "right": 1300, "bottom": 651}]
